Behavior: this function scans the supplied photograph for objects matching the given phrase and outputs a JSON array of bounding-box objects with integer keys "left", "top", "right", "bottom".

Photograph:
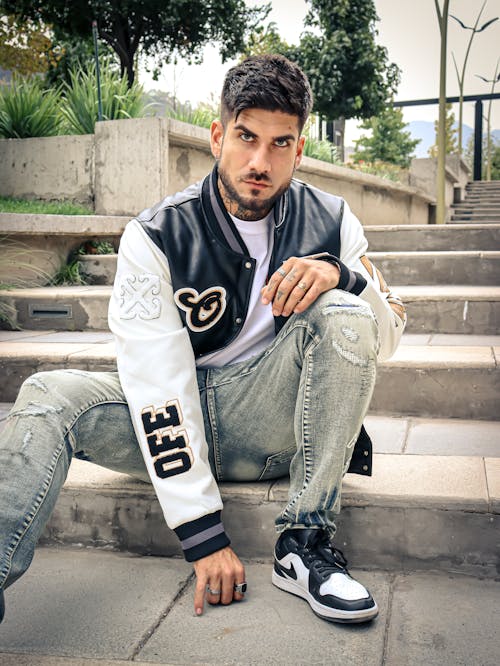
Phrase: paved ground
[{"left": 0, "top": 546, "right": 498, "bottom": 666}]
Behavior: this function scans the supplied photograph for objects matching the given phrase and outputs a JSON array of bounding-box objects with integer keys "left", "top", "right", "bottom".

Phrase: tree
[
  {"left": 290, "top": 0, "right": 400, "bottom": 122},
  {"left": 428, "top": 103, "right": 458, "bottom": 157},
  {"left": 352, "top": 106, "right": 420, "bottom": 167},
  {"left": 0, "top": 14, "right": 56, "bottom": 76},
  {"left": 0, "top": 0, "right": 270, "bottom": 87}
]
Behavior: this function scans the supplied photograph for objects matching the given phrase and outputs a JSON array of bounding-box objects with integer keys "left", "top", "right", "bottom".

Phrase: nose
[{"left": 248, "top": 145, "right": 271, "bottom": 173}]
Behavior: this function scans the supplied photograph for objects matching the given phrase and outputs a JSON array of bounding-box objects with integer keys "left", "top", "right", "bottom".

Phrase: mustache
[{"left": 241, "top": 172, "right": 271, "bottom": 183}]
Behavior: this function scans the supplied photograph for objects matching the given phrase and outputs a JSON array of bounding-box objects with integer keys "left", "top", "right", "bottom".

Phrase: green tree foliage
[
  {"left": 352, "top": 105, "right": 420, "bottom": 168},
  {"left": 290, "top": 0, "right": 400, "bottom": 121},
  {"left": 0, "top": 0, "right": 270, "bottom": 87},
  {"left": 491, "top": 141, "right": 500, "bottom": 180},
  {"left": 0, "top": 14, "right": 57, "bottom": 75},
  {"left": 428, "top": 103, "right": 458, "bottom": 157}
]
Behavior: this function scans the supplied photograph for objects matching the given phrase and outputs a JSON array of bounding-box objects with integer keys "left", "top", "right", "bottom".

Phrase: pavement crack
[
  {"left": 129, "top": 570, "right": 195, "bottom": 661},
  {"left": 380, "top": 572, "right": 396, "bottom": 665}
]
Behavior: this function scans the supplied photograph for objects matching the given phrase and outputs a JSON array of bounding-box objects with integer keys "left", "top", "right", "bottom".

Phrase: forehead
[{"left": 228, "top": 108, "right": 300, "bottom": 138}]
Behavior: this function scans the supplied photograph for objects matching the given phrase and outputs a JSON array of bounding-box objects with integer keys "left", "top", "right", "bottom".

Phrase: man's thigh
[{"left": 197, "top": 322, "right": 307, "bottom": 483}]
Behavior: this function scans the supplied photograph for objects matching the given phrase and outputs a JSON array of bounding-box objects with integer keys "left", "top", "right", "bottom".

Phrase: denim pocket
[{"left": 258, "top": 445, "right": 295, "bottom": 481}]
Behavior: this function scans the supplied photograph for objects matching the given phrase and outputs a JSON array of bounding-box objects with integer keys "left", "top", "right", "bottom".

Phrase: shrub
[
  {"left": 0, "top": 77, "right": 63, "bottom": 138},
  {"left": 303, "top": 137, "right": 340, "bottom": 163},
  {"left": 60, "top": 61, "right": 147, "bottom": 135}
]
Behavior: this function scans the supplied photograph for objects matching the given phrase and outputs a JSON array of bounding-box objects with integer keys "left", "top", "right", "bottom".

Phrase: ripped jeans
[{"left": 0, "top": 290, "right": 379, "bottom": 591}]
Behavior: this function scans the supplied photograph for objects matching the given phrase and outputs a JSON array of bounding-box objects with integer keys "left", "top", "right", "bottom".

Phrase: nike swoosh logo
[{"left": 274, "top": 559, "right": 298, "bottom": 580}]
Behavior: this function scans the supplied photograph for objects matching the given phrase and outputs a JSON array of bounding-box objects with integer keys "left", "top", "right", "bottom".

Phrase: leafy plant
[
  {"left": 0, "top": 76, "right": 63, "bottom": 138},
  {"left": 346, "top": 159, "right": 406, "bottom": 183},
  {"left": 0, "top": 196, "right": 92, "bottom": 214},
  {"left": 165, "top": 99, "right": 218, "bottom": 130},
  {"left": 303, "top": 137, "right": 340, "bottom": 163},
  {"left": 50, "top": 258, "right": 88, "bottom": 286},
  {"left": 60, "top": 62, "right": 147, "bottom": 135},
  {"left": 76, "top": 240, "right": 115, "bottom": 255}
]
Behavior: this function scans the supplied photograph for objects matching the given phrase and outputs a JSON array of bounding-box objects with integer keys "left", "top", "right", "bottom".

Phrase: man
[{"left": 0, "top": 55, "right": 405, "bottom": 625}]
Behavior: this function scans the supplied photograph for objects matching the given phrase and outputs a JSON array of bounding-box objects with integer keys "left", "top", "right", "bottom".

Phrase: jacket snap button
[
  {"left": 235, "top": 317, "right": 242, "bottom": 325},
  {"left": 364, "top": 450, "right": 369, "bottom": 456},
  {"left": 244, "top": 261, "right": 252, "bottom": 269},
  {"left": 362, "top": 464, "right": 369, "bottom": 471}
]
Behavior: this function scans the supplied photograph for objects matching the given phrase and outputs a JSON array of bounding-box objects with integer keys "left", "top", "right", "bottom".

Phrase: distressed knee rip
[
  {"left": 24, "top": 375, "right": 49, "bottom": 393},
  {"left": 321, "top": 304, "right": 377, "bottom": 366},
  {"left": 8, "top": 401, "right": 63, "bottom": 420}
]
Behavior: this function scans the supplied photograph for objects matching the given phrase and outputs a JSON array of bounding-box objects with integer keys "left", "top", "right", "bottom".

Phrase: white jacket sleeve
[
  {"left": 339, "top": 202, "right": 406, "bottom": 361},
  {"left": 108, "top": 219, "right": 230, "bottom": 561}
]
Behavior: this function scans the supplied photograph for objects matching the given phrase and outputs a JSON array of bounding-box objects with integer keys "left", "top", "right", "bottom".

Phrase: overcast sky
[{"left": 139, "top": 0, "right": 500, "bottom": 144}]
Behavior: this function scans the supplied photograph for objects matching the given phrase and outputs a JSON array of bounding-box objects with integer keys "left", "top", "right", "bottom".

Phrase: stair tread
[
  {"left": 52, "top": 453, "right": 498, "bottom": 513},
  {"left": 1, "top": 331, "right": 498, "bottom": 367}
]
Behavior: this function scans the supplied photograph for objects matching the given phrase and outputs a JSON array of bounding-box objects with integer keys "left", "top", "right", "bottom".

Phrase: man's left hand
[{"left": 261, "top": 257, "right": 340, "bottom": 317}]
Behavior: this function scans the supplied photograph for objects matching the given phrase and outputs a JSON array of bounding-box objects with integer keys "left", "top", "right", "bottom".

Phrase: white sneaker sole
[{"left": 272, "top": 570, "right": 379, "bottom": 624}]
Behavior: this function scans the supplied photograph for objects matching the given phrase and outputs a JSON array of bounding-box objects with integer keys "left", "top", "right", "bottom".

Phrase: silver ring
[
  {"left": 207, "top": 587, "right": 221, "bottom": 595},
  {"left": 234, "top": 582, "right": 247, "bottom": 594},
  {"left": 277, "top": 267, "right": 287, "bottom": 277},
  {"left": 298, "top": 281, "right": 307, "bottom": 291}
]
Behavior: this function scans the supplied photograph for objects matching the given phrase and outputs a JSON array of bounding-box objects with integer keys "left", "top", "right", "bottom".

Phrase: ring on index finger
[{"left": 277, "top": 267, "right": 287, "bottom": 277}]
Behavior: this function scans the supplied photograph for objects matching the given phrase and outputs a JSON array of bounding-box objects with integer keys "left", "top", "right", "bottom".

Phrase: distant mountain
[{"left": 408, "top": 120, "right": 500, "bottom": 158}]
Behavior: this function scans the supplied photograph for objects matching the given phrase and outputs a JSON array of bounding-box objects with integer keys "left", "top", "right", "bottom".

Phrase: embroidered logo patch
[
  {"left": 174, "top": 286, "right": 227, "bottom": 331},
  {"left": 119, "top": 273, "right": 161, "bottom": 320}
]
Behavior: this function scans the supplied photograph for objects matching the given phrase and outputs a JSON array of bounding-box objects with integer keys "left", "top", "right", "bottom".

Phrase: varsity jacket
[{"left": 108, "top": 166, "right": 406, "bottom": 562}]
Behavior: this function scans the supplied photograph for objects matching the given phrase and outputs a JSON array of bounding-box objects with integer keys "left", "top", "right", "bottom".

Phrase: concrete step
[
  {"left": 0, "top": 286, "right": 111, "bottom": 331},
  {"left": 451, "top": 215, "right": 500, "bottom": 222},
  {"left": 368, "top": 250, "right": 500, "bottom": 285},
  {"left": 397, "top": 285, "right": 500, "bottom": 334},
  {"left": 0, "top": 331, "right": 498, "bottom": 419},
  {"left": 2, "top": 285, "right": 499, "bottom": 335},
  {"left": 0, "top": 401, "right": 495, "bottom": 578},
  {"left": 451, "top": 220, "right": 500, "bottom": 226},
  {"left": 39, "top": 448, "right": 500, "bottom": 578},
  {"left": 79, "top": 250, "right": 500, "bottom": 286},
  {"left": 364, "top": 223, "right": 500, "bottom": 251}
]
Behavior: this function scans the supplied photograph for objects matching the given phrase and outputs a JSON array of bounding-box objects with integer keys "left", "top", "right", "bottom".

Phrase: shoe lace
[{"left": 299, "top": 532, "right": 349, "bottom": 580}]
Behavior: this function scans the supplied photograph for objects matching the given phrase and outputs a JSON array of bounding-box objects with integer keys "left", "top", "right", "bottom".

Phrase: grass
[{"left": 0, "top": 196, "right": 93, "bottom": 215}]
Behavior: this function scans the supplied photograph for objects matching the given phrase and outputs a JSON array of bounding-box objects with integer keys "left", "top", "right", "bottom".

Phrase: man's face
[{"left": 210, "top": 108, "right": 305, "bottom": 221}]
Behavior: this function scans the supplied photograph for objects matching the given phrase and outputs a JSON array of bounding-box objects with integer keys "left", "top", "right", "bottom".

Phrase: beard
[{"left": 217, "top": 163, "right": 293, "bottom": 221}]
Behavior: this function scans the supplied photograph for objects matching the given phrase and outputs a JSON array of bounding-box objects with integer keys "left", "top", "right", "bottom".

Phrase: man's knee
[{"left": 298, "top": 291, "right": 379, "bottom": 353}]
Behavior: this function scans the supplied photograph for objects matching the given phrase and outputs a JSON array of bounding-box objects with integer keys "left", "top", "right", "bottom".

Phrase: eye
[
  {"left": 240, "top": 133, "right": 254, "bottom": 142},
  {"left": 274, "top": 138, "right": 290, "bottom": 148}
]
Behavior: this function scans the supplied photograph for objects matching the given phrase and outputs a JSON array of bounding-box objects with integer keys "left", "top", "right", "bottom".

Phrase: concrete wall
[
  {"left": 410, "top": 155, "right": 471, "bottom": 216},
  {"left": 0, "top": 134, "right": 94, "bottom": 204},
  {"left": 0, "top": 117, "right": 433, "bottom": 224}
]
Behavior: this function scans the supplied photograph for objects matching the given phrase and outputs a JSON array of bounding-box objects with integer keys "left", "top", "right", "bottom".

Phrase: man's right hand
[{"left": 193, "top": 546, "right": 246, "bottom": 615}]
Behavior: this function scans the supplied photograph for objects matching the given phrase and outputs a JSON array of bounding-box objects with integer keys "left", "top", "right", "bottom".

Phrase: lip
[{"left": 243, "top": 180, "right": 270, "bottom": 189}]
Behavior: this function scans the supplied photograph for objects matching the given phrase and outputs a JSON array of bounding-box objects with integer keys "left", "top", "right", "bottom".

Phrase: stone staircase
[
  {"left": 451, "top": 180, "right": 500, "bottom": 223},
  {"left": 0, "top": 206, "right": 499, "bottom": 578}
]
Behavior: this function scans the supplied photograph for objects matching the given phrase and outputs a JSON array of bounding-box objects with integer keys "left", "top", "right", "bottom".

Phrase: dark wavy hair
[{"left": 220, "top": 54, "right": 313, "bottom": 133}]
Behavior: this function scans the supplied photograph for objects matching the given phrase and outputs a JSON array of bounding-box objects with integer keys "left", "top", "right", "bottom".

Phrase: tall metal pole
[
  {"left": 435, "top": 0, "right": 450, "bottom": 225},
  {"left": 474, "top": 99, "right": 483, "bottom": 180},
  {"left": 92, "top": 20, "right": 103, "bottom": 122}
]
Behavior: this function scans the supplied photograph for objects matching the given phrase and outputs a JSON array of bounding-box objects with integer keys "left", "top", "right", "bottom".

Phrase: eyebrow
[{"left": 233, "top": 123, "right": 297, "bottom": 143}]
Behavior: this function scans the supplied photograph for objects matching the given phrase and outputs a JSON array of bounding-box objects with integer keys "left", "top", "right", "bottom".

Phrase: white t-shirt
[{"left": 196, "top": 212, "right": 275, "bottom": 368}]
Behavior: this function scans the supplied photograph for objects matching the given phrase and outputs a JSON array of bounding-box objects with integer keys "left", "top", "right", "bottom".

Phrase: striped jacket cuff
[
  {"left": 174, "top": 510, "right": 230, "bottom": 562},
  {"left": 314, "top": 253, "right": 367, "bottom": 296}
]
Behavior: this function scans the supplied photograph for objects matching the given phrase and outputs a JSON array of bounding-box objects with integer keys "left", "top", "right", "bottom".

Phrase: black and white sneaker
[{"left": 272, "top": 528, "right": 378, "bottom": 623}]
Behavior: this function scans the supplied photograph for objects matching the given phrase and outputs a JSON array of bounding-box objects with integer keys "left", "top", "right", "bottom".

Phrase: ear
[
  {"left": 294, "top": 135, "right": 306, "bottom": 169},
  {"left": 210, "top": 120, "right": 224, "bottom": 160}
]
